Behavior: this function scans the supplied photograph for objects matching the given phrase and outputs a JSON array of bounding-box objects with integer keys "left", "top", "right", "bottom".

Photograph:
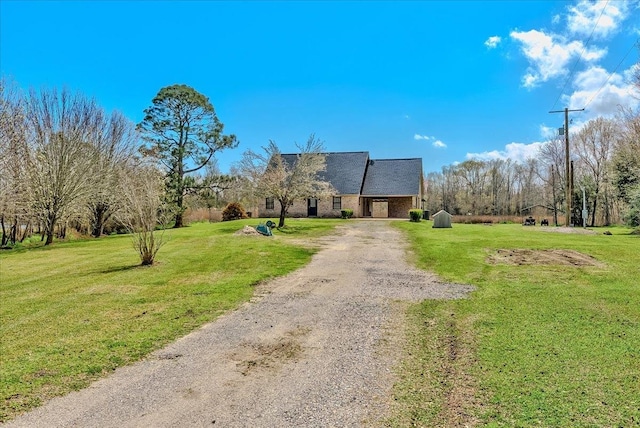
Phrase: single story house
[{"left": 261, "top": 151, "right": 424, "bottom": 218}]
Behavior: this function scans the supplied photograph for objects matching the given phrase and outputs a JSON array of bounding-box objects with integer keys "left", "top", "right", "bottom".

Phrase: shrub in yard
[
  {"left": 409, "top": 209, "right": 423, "bottom": 222},
  {"left": 341, "top": 209, "right": 354, "bottom": 219},
  {"left": 222, "top": 202, "right": 248, "bottom": 221},
  {"left": 623, "top": 187, "right": 640, "bottom": 228}
]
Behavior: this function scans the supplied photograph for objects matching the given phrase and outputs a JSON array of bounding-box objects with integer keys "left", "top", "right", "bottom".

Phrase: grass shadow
[{"left": 100, "top": 264, "right": 142, "bottom": 274}]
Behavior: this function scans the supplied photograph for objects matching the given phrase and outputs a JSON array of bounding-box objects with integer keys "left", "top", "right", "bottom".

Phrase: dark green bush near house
[
  {"left": 222, "top": 202, "right": 248, "bottom": 221},
  {"left": 341, "top": 209, "right": 354, "bottom": 219},
  {"left": 409, "top": 209, "right": 423, "bottom": 222}
]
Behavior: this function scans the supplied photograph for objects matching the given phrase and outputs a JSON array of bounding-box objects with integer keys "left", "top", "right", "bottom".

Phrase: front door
[{"left": 307, "top": 198, "right": 318, "bottom": 216}]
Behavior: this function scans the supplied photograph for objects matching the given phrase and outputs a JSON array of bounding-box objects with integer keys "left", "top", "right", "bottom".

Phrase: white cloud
[
  {"left": 510, "top": 29, "right": 606, "bottom": 88},
  {"left": 562, "top": 64, "right": 640, "bottom": 117},
  {"left": 432, "top": 140, "right": 447, "bottom": 148},
  {"left": 466, "top": 142, "right": 545, "bottom": 163},
  {"left": 552, "top": 14, "right": 561, "bottom": 24},
  {"left": 539, "top": 124, "right": 560, "bottom": 139},
  {"left": 415, "top": 133, "right": 447, "bottom": 148},
  {"left": 567, "top": 0, "right": 628, "bottom": 38},
  {"left": 484, "top": 36, "right": 502, "bottom": 49},
  {"left": 523, "top": 73, "right": 538, "bottom": 88}
]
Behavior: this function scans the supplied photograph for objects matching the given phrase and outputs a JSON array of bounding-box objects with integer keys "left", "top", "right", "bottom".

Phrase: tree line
[
  {"left": 0, "top": 78, "right": 330, "bottom": 263},
  {"left": 2, "top": 69, "right": 638, "bottom": 263},
  {"left": 0, "top": 80, "right": 241, "bottom": 264},
  {"left": 424, "top": 110, "right": 640, "bottom": 227}
]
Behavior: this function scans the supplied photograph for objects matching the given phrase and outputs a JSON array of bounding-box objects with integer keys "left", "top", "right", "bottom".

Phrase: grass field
[
  {"left": 391, "top": 222, "right": 640, "bottom": 427},
  {"left": 0, "top": 219, "right": 337, "bottom": 421}
]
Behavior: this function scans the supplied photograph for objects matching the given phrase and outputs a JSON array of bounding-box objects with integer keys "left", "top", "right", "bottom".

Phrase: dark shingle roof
[
  {"left": 280, "top": 152, "right": 370, "bottom": 195},
  {"left": 361, "top": 158, "right": 423, "bottom": 196},
  {"left": 278, "top": 152, "right": 422, "bottom": 196}
]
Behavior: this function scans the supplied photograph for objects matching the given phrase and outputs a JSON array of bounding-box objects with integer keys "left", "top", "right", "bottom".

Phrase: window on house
[
  {"left": 266, "top": 197, "right": 274, "bottom": 210},
  {"left": 333, "top": 196, "right": 342, "bottom": 210}
]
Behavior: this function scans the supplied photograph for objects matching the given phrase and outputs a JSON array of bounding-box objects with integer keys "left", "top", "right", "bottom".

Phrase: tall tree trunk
[
  {"left": 278, "top": 201, "right": 287, "bottom": 228},
  {"left": 174, "top": 185, "right": 184, "bottom": 228},
  {"left": 10, "top": 217, "right": 18, "bottom": 245},
  {"left": 174, "top": 211, "right": 184, "bottom": 228},
  {"left": 57, "top": 223, "right": 67, "bottom": 239},
  {"left": 1, "top": 215, "right": 7, "bottom": 247},
  {"left": 91, "top": 204, "right": 108, "bottom": 237},
  {"left": 45, "top": 212, "right": 56, "bottom": 245},
  {"left": 20, "top": 221, "right": 31, "bottom": 242},
  {"left": 174, "top": 152, "right": 185, "bottom": 228},
  {"left": 603, "top": 188, "right": 611, "bottom": 226}
]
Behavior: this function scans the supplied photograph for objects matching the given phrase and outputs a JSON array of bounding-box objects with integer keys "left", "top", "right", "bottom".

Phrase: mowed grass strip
[
  {"left": 0, "top": 219, "right": 337, "bottom": 422},
  {"left": 391, "top": 222, "right": 640, "bottom": 427}
]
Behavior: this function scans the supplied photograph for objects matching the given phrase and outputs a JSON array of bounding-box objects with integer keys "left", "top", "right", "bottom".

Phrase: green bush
[
  {"left": 409, "top": 209, "right": 423, "bottom": 222},
  {"left": 222, "top": 202, "right": 248, "bottom": 221},
  {"left": 623, "top": 186, "right": 640, "bottom": 227},
  {"left": 341, "top": 209, "right": 354, "bottom": 219}
]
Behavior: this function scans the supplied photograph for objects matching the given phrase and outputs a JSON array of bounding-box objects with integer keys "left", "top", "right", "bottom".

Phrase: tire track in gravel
[{"left": 6, "top": 220, "right": 473, "bottom": 428}]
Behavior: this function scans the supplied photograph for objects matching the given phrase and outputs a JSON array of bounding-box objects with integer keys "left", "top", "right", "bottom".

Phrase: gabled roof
[
  {"left": 361, "top": 158, "right": 423, "bottom": 196},
  {"left": 280, "top": 151, "right": 370, "bottom": 195},
  {"left": 432, "top": 209, "right": 452, "bottom": 218},
  {"left": 278, "top": 152, "right": 422, "bottom": 197}
]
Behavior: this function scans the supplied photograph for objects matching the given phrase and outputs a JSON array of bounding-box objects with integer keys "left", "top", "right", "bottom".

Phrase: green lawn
[
  {"left": 391, "top": 222, "right": 640, "bottom": 427},
  {"left": 0, "top": 219, "right": 337, "bottom": 421}
]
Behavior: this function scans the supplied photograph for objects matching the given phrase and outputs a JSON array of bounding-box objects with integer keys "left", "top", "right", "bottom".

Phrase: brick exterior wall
[
  {"left": 259, "top": 195, "right": 418, "bottom": 219},
  {"left": 337, "top": 195, "right": 360, "bottom": 217},
  {"left": 372, "top": 200, "right": 388, "bottom": 217},
  {"left": 388, "top": 197, "right": 413, "bottom": 218},
  {"left": 285, "top": 200, "right": 309, "bottom": 217},
  {"left": 259, "top": 195, "right": 361, "bottom": 218}
]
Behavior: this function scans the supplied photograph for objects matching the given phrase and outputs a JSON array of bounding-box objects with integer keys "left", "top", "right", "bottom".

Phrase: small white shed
[{"left": 432, "top": 210, "right": 452, "bottom": 228}]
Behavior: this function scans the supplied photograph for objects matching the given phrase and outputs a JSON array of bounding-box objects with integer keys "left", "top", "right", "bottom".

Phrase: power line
[
  {"left": 550, "top": 0, "right": 610, "bottom": 111},
  {"left": 583, "top": 38, "right": 640, "bottom": 110}
]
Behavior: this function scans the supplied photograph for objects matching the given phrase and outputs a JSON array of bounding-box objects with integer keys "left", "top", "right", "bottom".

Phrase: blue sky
[{"left": 1, "top": 1, "right": 639, "bottom": 174}]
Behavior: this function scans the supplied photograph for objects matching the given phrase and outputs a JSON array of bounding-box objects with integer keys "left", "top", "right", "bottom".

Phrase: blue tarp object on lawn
[{"left": 255, "top": 220, "right": 276, "bottom": 236}]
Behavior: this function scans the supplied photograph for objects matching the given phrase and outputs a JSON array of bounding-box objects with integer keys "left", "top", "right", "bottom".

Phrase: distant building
[
  {"left": 261, "top": 151, "right": 424, "bottom": 218},
  {"left": 521, "top": 204, "right": 554, "bottom": 220}
]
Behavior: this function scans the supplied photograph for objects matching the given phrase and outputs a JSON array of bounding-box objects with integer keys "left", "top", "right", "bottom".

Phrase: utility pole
[{"left": 549, "top": 107, "right": 584, "bottom": 227}]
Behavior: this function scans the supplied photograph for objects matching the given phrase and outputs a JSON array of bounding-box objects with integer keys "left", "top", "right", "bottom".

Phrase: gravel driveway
[{"left": 7, "top": 220, "right": 473, "bottom": 428}]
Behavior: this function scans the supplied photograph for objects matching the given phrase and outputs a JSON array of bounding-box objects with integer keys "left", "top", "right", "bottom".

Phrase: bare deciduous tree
[
  {"left": 87, "top": 111, "right": 138, "bottom": 237},
  {"left": 118, "top": 165, "right": 168, "bottom": 265},
  {"left": 237, "top": 135, "right": 334, "bottom": 227},
  {"left": 573, "top": 117, "right": 616, "bottom": 226},
  {"left": 24, "top": 88, "right": 101, "bottom": 245},
  {"left": 538, "top": 135, "right": 566, "bottom": 225},
  {"left": 0, "top": 78, "right": 30, "bottom": 246}
]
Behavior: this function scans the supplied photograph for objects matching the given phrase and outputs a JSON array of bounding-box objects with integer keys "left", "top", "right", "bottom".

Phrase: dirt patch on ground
[
  {"left": 533, "top": 226, "right": 597, "bottom": 235},
  {"left": 488, "top": 248, "right": 604, "bottom": 267},
  {"left": 233, "top": 225, "right": 264, "bottom": 236},
  {"left": 438, "top": 314, "right": 480, "bottom": 428},
  {"left": 230, "top": 328, "right": 310, "bottom": 376}
]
